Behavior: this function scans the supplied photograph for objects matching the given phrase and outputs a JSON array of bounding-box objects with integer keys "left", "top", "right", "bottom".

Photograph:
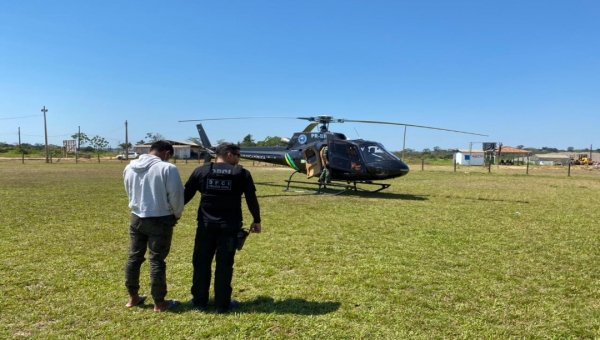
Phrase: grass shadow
[
  {"left": 438, "top": 195, "right": 530, "bottom": 204},
  {"left": 171, "top": 296, "right": 341, "bottom": 315},
  {"left": 239, "top": 296, "right": 341, "bottom": 315}
]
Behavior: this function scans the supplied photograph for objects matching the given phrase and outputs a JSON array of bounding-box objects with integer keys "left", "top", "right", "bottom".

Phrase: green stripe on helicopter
[{"left": 284, "top": 153, "right": 299, "bottom": 170}]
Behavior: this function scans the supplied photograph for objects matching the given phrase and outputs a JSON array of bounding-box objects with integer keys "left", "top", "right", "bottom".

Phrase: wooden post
[
  {"left": 526, "top": 154, "right": 530, "bottom": 175},
  {"left": 41, "top": 106, "right": 49, "bottom": 163},
  {"left": 568, "top": 162, "right": 571, "bottom": 177},
  {"left": 19, "top": 127, "right": 24, "bottom": 164},
  {"left": 76, "top": 126, "right": 80, "bottom": 164},
  {"left": 421, "top": 159, "right": 424, "bottom": 170},
  {"left": 125, "top": 120, "right": 129, "bottom": 160},
  {"left": 454, "top": 160, "right": 457, "bottom": 172}
]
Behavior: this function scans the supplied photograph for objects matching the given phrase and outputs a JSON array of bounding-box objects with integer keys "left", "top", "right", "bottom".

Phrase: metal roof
[{"left": 456, "top": 149, "right": 484, "bottom": 153}]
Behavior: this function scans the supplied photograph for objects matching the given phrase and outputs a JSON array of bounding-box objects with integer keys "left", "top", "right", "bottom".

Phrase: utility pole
[
  {"left": 125, "top": 120, "right": 129, "bottom": 160},
  {"left": 76, "top": 126, "right": 80, "bottom": 164},
  {"left": 19, "top": 127, "right": 23, "bottom": 164},
  {"left": 41, "top": 106, "right": 49, "bottom": 163}
]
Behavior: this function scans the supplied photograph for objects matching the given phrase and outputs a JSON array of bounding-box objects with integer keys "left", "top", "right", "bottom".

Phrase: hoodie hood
[{"left": 129, "top": 154, "right": 163, "bottom": 173}]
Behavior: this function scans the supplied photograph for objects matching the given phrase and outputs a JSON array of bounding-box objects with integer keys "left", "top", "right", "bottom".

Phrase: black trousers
[{"left": 191, "top": 221, "right": 239, "bottom": 310}]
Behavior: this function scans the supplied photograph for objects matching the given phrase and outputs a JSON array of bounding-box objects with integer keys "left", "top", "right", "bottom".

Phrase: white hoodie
[{"left": 123, "top": 154, "right": 184, "bottom": 219}]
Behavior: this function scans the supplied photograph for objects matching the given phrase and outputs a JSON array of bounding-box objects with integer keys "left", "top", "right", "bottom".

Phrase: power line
[
  {"left": 0, "top": 114, "right": 43, "bottom": 120},
  {"left": 48, "top": 133, "right": 74, "bottom": 137}
]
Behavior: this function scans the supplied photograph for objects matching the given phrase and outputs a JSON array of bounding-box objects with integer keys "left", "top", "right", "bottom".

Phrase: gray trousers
[{"left": 125, "top": 214, "right": 176, "bottom": 303}]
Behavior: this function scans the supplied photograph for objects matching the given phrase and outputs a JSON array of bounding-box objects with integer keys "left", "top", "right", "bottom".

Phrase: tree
[
  {"left": 567, "top": 146, "right": 574, "bottom": 152},
  {"left": 186, "top": 137, "right": 201, "bottom": 146},
  {"left": 71, "top": 132, "right": 90, "bottom": 148},
  {"left": 145, "top": 132, "right": 165, "bottom": 143},
  {"left": 239, "top": 134, "right": 256, "bottom": 147},
  {"left": 119, "top": 142, "right": 132, "bottom": 150},
  {"left": 256, "top": 136, "right": 287, "bottom": 147},
  {"left": 136, "top": 140, "right": 145, "bottom": 145},
  {"left": 516, "top": 145, "right": 524, "bottom": 149},
  {"left": 90, "top": 135, "right": 109, "bottom": 162}
]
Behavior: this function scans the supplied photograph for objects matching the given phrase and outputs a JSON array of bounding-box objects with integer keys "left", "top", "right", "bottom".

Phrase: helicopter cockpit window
[{"left": 359, "top": 144, "right": 399, "bottom": 162}]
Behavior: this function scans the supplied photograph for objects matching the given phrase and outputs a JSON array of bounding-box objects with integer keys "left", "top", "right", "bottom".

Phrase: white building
[
  {"left": 454, "top": 149, "right": 485, "bottom": 165},
  {"left": 134, "top": 140, "right": 201, "bottom": 159},
  {"left": 530, "top": 153, "right": 571, "bottom": 165}
]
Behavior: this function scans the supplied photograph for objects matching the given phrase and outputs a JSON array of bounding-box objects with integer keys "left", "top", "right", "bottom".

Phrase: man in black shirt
[{"left": 184, "top": 142, "right": 261, "bottom": 313}]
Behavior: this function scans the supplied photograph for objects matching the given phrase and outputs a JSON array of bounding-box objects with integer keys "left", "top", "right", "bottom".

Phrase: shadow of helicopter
[{"left": 254, "top": 181, "right": 428, "bottom": 200}]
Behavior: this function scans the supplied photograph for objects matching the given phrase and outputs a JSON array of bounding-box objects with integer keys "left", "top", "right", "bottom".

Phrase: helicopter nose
[
  {"left": 390, "top": 161, "right": 410, "bottom": 177},
  {"left": 367, "top": 161, "right": 409, "bottom": 178}
]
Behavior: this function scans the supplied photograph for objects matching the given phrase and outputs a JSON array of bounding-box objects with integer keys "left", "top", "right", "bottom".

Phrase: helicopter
[{"left": 180, "top": 116, "right": 488, "bottom": 194}]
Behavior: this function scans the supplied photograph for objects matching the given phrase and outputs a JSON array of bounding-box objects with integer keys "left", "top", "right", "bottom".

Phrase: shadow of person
[{"left": 239, "top": 296, "right": 341, "bottom": 315}]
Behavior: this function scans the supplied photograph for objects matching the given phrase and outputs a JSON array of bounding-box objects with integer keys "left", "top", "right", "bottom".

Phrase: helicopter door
[
  {"left": 302, "top": 146, "right": 322, "bottom": 178},
  {"left": 328, "top": 141, "right": 366, "bottom": 173}
]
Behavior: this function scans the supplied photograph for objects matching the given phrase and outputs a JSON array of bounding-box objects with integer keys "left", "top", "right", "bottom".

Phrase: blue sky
[{"left": 1, "top": 1, "right": 598, "bottom": 151}]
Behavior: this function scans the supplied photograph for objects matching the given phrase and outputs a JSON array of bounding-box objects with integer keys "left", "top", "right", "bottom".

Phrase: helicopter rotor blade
[
  {"left": 180, "top": 116, "right": 487, "bottom": 136},
  {"left": 179, "top": 117, "right": 304, "bottom": 123},
  {"left": 340, "top": 119, "right": 488, "bottom": 137}
]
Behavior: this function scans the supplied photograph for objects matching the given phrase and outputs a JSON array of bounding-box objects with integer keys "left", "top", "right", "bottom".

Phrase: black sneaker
[
  {"left": 215, "top": 300, "right": 239, "bottom": 314},
  {"left": 188, "top": 299, "right": 207, "bottom": 312}
]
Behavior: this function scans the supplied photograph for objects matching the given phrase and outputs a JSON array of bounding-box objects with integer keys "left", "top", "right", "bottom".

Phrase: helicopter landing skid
[{"left": 282, "top": 171, "right": 391, "bottom": 194}]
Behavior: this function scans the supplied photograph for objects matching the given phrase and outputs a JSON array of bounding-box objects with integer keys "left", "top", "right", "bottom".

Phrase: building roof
[
  {"left": 456, "top": 149, "right": 484, "bottom": 153},
  {"left": 532, "top": 153, "right": 571, "bottom": 159},
  {"left": 497, "top": 146, "right": 530, "bottom": 153}
]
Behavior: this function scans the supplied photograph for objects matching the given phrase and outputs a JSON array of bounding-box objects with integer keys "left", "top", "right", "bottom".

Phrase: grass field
[{"left": 1, "top": 160, "right": 600, "bottom": 339}]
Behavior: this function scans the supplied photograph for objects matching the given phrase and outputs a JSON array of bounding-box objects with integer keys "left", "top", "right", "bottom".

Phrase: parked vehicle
[
  {"left": 116, "top": 152, "right": 138, "bottom": 160},
  {"left": 570, "top": 153, "right": 593, "bottom": 165}
]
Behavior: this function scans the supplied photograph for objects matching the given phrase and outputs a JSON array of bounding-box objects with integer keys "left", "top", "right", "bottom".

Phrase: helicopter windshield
[{"left": 359, "top": 143, "right": 400, "bottom": 163}]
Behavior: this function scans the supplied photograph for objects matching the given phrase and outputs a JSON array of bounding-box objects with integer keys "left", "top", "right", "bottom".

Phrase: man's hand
[{"left": 249, "top": 222, "right": 261, "bottom": 233}]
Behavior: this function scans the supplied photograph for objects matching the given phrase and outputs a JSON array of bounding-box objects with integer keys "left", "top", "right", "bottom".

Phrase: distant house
[
  {"left": 134, "top": 140, "right": 201, "bottom": 159},
  {"left": 495, "top": 146, "right": 531, "bottom": 164},
  {"left": 454, "top": 149, "right": 485, "bottom": 165},
  {"left": 455, "top": 146, "right": 531, "bottom": 165},
  {"left": 530, "top": 153, "right": 571, "bottom": 165}
]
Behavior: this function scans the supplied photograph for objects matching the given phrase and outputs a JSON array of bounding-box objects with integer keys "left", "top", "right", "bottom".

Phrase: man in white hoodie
[{"left": 123, "top": 140, "right": 184, "bottom": 312}]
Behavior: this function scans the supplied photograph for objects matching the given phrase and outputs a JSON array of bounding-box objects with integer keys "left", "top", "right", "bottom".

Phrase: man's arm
[
  {"left": 243, "top": 171, "right": 261, "bottom": 233},
  {"left": 183, "top": 169, "right": 199, "bottom": 205},
  {"left": 166, "top": 166, "right": 185, "bottom": 219}
]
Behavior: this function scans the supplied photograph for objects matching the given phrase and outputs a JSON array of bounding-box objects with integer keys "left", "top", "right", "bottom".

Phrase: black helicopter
[{"left": 181, "top": 116, "right": 487, "bottom": 193}]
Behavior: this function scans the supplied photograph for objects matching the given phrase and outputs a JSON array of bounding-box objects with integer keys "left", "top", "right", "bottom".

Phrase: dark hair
[
  {"left": 150, "top": 140, "right": 174, "bottom": 153},
  {"left": 215, "top": 142, "right": 240, "bottom": 157}
]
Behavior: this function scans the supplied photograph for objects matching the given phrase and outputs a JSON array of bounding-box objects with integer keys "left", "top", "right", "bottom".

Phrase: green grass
[{"left": 1, "top": 160, "right": 600, "bottom": 339}]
